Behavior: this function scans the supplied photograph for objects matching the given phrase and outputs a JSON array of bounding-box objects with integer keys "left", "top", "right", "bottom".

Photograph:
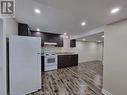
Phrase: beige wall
[{"left": 104, "top": 20, "right": 127, "bottom": 95}]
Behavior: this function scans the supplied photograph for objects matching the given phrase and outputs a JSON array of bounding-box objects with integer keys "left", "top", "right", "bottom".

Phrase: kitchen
[
  {"left": 6, "top": 20, "right": 103, "bottom": 95},
  {"left": 1, "top": 0, "right": 106, "bottom": 95},
  {"left": 1, "top": 0, "right": 127, "bottom": 95},
  {"left": 19, "top": 23, "right": 79, "bottom": 71},
  {"left": 7, "top": 22, "right": 79, "bottom": 95}
]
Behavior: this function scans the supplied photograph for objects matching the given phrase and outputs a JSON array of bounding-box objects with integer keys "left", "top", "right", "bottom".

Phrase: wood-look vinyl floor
[{"left": 27, "top": 61, "right": 103, "bottom": 95}]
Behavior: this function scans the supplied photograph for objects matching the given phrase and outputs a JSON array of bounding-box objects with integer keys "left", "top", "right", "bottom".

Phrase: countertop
[
  {"left": 56, "top": 52, "right": 77, "bottom": 55},
  {"left": 41, "top": 52, "right": 78, "bottom": 56}
]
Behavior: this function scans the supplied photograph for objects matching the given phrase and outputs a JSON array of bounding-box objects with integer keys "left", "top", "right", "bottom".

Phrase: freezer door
[{"left": 9, "top": 36, "right": 41, "bottom": 95}]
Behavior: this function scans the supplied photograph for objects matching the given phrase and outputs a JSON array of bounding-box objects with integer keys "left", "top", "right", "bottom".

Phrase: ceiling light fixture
[
  {"left": 34, "top": 8, "right": 41, "bottom": 14},
  {"left": 111, "top": 8, "right": 120, "bottom": 14},
  {"left": 64, "top": 32, "right": 67, "bottom": 35},
  {"left": 102, "top": 35, "right": 104, "bottom": 38},
  {"left": 98, "top": 40, "right": 101, "bottom": 43},
  {"left": 82, "top": 39, "right": 86, "bottom": 41},
  {"left": 81, "top": 22, "right": 86, "bottom": 26},
  {"left": 37, "top": 28, "right": 40, "bottom": 31}
]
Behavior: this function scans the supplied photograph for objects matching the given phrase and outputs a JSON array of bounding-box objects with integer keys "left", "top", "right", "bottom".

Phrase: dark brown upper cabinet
[
  {"left": 31, "top": 31, "right": 63, "bottom": 47},
  {"left": 70, "top": 39, "right": 76, "bottom": 47},
  {"left": 18, "top": 23, "right": 31, "bottom": 36}
]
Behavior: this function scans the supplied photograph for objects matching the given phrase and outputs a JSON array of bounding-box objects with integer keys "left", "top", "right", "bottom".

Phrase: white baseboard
[
  {"left": 102, "top": 89, "right": 112, "bottom": 95},
  {"left": 79, "top": 60, "right": 102, "bottom": 64}
]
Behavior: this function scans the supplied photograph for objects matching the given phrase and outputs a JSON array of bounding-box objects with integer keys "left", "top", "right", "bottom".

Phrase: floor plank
[{"left": 27, "top": 61, "right": 103, "bottom": 95}]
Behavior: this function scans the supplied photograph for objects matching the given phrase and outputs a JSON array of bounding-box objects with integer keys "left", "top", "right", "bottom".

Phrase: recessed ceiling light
[
  {"left": 98, "top": 40, "right": 101, "bottom": 43},
  {"left": 64, "top": 32, "right": 67, "bottom": 35},
  {"left": 111, "top": 8, "right": 120, "bottom": 14},
  {"left": 82, "top": 38, "right": 86, "bottom": 41},
  {"left": 34, "top": 8, "right": 41, "bottom": 14},
  {"left": 37, "top": 28, "right": 40, "bottom": 31},
  {"left": 81, "top": 22, "right": 86, "bottom": 26},
  {"left": 102, "top": 35, "right": 104, "bottom": 38}
]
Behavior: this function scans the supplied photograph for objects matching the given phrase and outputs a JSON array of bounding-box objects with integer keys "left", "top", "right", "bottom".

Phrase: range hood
[{"left": 44, "top": 42, "right": 57, "bottom": 46}]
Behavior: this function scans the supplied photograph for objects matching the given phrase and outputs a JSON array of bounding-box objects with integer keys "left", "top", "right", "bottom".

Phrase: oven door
[{"left": 45, "top": 55, "right": 57, "bottom": 66}]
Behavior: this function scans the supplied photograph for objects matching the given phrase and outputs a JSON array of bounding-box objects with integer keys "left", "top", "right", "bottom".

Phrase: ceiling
[
  {"left": 15, "top": 0, "right": 127, "bottom": 36},
  {"left": 77, "top": 32, "right": 104, "bottom": 42}
]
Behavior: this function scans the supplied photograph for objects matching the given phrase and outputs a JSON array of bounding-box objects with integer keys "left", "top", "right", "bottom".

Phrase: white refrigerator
[{"left": 9, "top": 36, "right": 41, "bottom": 95}]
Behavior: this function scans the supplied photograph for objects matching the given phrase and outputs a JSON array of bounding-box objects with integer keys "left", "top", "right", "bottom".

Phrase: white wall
[
  {"left": 72, "top": 41, "right": 98, "bottom": 63},
  {"left": 0, "top": 19, "right": 7, "bottom": 95},
  {"left": 0, "top": 18, "right": 18, "bottom": 95},
  {"left": 97, "top": 43, "right": 104, "bottom": 61},
  {"left": 5, "top": 18, "right": 18, "bottom": 37},
  {"left": 104, "top": 20, "right": 127, "bottom": 95}
]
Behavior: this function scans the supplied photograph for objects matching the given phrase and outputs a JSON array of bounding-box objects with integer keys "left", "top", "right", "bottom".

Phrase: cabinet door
[
  {"left": 18, "top": 23, "right": 29, "bottom": 36},
  {"left": 41, "top": 56, "right": 44, "bottom": 72},
  {"left": 70, "top": 39, "right": 76, "bottom": 47},
  {"left": 69, "top": 55, "right": 78, "bottom": 66},
  {"left": 58, "top": 55, "right": 78, "bottom": 69},
  {"left": 58, "top": 55, "right": 69, "bottom": 68},
  {"left": 56, "top": 36, "right": 63, "bottom": 47},
  {"left": 31, "top": 31, "right": 63, "bottom": 47}
]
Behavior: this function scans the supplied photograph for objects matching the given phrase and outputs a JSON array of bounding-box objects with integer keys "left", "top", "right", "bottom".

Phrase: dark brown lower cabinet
[
  {"left": 58, "top": 54, "right": 78, "bottom": 69},
  {"left": 41, "top": 56, "right": 44, "bottom": 72}
]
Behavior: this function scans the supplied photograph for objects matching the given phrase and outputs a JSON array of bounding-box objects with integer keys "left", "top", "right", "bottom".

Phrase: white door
[{"left": 9, "top": 36, "right": 41, "bottom": 95}]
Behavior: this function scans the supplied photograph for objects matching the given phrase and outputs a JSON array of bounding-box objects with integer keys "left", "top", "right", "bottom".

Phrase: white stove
[{"left": 43, "top": 51, "right": 57, "bottom": 71}]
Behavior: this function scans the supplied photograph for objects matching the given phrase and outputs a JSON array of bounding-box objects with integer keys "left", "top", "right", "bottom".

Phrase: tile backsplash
[
  {"left": 41, "top": 38, "right": 71, "bottom": 53},
  {"left": 41, "top": 46, "right": 62, "bottom": 53}
]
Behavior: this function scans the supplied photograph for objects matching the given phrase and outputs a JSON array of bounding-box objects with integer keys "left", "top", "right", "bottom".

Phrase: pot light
[
  {"left": 81, "top": 22, "right": 86, "bottom": 26},
  {"left": 34, "top": 8, "right": 41, "bottom": 14},
  {"left": 98, "top": 40, "right": 101, "bottom": 43},
  {"left": 82, "top": 39, "right": 86, "bottom": 41},
  {"left": 102, "top": 35, "right": 104, "bottom": 38},
  {"left": 111, "top": 8, "right": 120, "bottom": 14},
  {"left": 37, "top": 28, "right": 40, "bottom": 31},
  {"left": 64, "top": 32, "right": 67, "bottom": 35}
]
